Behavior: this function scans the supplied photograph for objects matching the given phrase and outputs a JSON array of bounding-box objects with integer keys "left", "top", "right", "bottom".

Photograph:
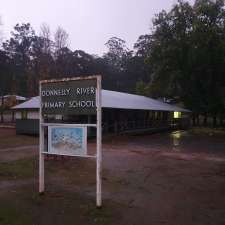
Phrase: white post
[
  {"left": 39, "top": 82, "right": 45, "bottom": 193},
  {"left": 96, "top": 76, "right": 102, "bottom": 207}
]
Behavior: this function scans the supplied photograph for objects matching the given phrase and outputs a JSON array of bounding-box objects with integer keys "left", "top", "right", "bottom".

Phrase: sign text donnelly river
[{"left": 41, "top": 79, "right": 97, "bottom": 115}]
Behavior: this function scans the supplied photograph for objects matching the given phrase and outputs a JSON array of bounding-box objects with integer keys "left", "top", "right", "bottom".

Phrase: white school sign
[
  {"left": 39, "top": 75, "right": 102, "bottom": 207},
  {"left": 41, "top": 78, "right": 97, "bottom": 115}
]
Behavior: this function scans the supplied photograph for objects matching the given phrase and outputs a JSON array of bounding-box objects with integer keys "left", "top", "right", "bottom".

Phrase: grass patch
[
  {"left": 190, "top": 127, "right": 225, "bottom": 136},
  {"left": 0, "top": 158, "right": 36, "bottom": 180},
  {"left": 0, "top": 201, "right": 32, "bottom": 225},
  {"left": 0, "top": 135, "right": 38, "bottom": 149},
  {"left": 80, "top": 202, "right": 115, "bottom": 224},
  {"left": 0, "top": 189, "right": 120, "bottom": 225}
]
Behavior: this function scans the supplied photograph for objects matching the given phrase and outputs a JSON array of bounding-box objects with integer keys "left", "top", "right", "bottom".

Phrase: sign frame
[{"left": 39, "top": 75, "right": 102, "bottom": 207}]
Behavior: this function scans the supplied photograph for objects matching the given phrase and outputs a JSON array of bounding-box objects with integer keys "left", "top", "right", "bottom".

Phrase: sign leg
[
  {"left": 39, "top": 152, "right": 44, "bottom": 193},
  {"left": 96, "top": 76, "right": 102, "bottom": 208},
  {"left": 96, "top": 136, "right": 102, "bottom": 207},
  {"left": 39, "top": 116, "right": 44, "bottom": 193}
]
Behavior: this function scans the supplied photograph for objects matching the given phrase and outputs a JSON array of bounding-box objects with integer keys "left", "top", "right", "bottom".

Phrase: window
[{"left": 174, "top": 111, "right": 181, "bottom": 119}]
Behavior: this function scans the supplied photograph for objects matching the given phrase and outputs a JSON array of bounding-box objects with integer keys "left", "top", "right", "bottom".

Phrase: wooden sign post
[{"left": 39, "top": 75, "right": 102, "bottom": 207}]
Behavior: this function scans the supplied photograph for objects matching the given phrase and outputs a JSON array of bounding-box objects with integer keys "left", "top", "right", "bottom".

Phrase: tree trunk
[
  {"left": 219, "top": 114, "right": 224, "bottom": 127},
  {"left": 192, "top": 114, "right": 196, "bottom": 126},
  {"left": 196, "top": 114, "right": 200, "bottom": 126},
  {"left": 213, "top": 114, "right": 217, "bottom": 127},
  {"left": 203, "top": 113, "right": 208, "bottom": 126},
  {"left": 12, "top": 111, "right": 15, "bottom": 123},
  {"left": 0, "top": 111, "right": 3, "bottom": 123},
  {"left": 1, "top": 96, "right": 4, "bottom": 123}
]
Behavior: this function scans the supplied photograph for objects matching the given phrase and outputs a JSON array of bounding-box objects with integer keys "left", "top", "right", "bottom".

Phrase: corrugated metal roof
[
  {"left": 12, "top": 96, "right": 39, "bottom": 109},
  {"left": 12, "top": 90, "right": 190, "bottom": 112},
  {"left": 1, "top": 95, "right": 27, "bottom": 101},
  {"left": 102, "top": 90, "right": 190, "bottom": 112}
]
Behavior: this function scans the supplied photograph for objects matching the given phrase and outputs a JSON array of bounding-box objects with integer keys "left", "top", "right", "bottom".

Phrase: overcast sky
[{"left": 1, "top": 0, "right": 195, "bottom": 56}]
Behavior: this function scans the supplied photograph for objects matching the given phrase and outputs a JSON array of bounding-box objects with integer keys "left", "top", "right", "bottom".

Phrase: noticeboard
[
  {"left": 48, "top": 126, "right": 87, "bottom": 156},
  {"left": 41, "top": 78, "right": 97, "bottom": 115}
]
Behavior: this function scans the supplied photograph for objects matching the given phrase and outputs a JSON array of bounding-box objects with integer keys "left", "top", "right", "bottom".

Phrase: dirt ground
[{"left": 0, "top": 128, "right": 225, "bottom": 225}]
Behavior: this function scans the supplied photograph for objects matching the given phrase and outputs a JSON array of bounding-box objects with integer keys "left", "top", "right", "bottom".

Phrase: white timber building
[{"left": 12, "top": 90, "right": 190, "bottom": 135}]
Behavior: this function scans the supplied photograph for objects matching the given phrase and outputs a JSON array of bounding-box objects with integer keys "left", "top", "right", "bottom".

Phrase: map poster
[{"left": 48, "top": 126, "right": 87, "bottom": 156}]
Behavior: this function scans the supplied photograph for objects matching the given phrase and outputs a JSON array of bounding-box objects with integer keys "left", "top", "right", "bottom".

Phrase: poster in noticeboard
[{"left": 48, "top": 126, "right": 87, "bottom": 156}]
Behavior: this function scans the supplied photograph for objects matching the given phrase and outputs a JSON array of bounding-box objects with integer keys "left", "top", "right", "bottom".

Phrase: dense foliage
[
  {"left": 135, "top": 0, "right": 225, "bottom": 126},
  {"left": 0, "top": 27, "right": 148, "bottom": 97},
  {"left": 0, "top": 0, "right": 225, "bottom": 126}
]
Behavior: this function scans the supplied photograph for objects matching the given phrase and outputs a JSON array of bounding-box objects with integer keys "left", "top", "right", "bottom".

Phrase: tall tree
[
  {"left": 3, "top": 23, "right": 36, "bottom": 96},
  {"left": 32, "top": 23, "right": 55, "bottom": 81},
  {"left": 40, "top": 23, "right": 52, "bottom": 55},
  {"left": 0, "top": 50, "right": 11, "bottom": 94},
  {"left": 104, "top": 37, "right": 132, "bottom": 71},
  {"left": 54, "top": 26, "right": 69, "bottom": 56},
  {"left": 135, "top": 0, "right": 225, "bottom": 126},
  {"left": 103, "top": 37, "right": 133, "bottom": 91}
]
